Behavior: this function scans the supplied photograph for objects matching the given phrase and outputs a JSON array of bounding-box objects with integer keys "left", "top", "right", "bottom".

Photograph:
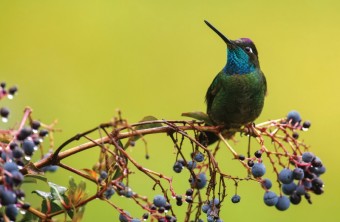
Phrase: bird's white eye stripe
[{"left": 245, "top": 46, "right": 253, "bottom": 53}]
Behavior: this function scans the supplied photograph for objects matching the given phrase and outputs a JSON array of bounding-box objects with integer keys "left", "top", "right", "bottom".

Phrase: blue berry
[
  {"left": 190, "top": 172, "right": 207, "bottom": 189},
  {"left": 11, "top": 171, "right": 24, "bottom": 186},
  {"left": 0, "top": 107, "right": 10, "bottom": 118},
  {"left": 262, "top": 178, "right": 272, "bottom": 189},
  {"left": 0, "top": 189, "right": 16, "bottom": 205},
  {"left": 104, "top": 186, "right": 115, "bottom": 199},
  {"left": 302, "top": 152, "right": 315, "bottom": 163},
  {"left": 251, "top": 163, "right": 266, "bottom": 178},
  {"left": 5, "top": 204, "right": 18, "bottom": 221},
  {"left": 173, "top": 161, "right": 183, "bottom": 173},
  {"left": 278, "top": 168, "right": 294, "bottom": 184},
  {"left": 287, "top": 110, "right": 301, "bottom": 125},
  {"left": 292, "top": 168, "right": 304, "bottom": 180},
  {"left": 187, "top": 160, "right": 197, "bottom": 170},
  {"left": 4, "top": 162, "right": 19, "bottom": 172},
  {"left": 202, "top": 204, "right": 210, "bottom": 213},
  {"left": 231, "top": 194, "right": 241, "bottom": 203},
  {"left": 207, "top": 215, "right": 214, "bottom": 222},
  {"left": 100, "top": 171, "right": 108, "bottom": 180},
  {"left": 22, "top": 139, "right": 35, "bottom": 156},
  {"left": 263, "top": 191, "right": 278, "bottom": 206},
  {"left": 119, "top": 211, "right": 130, "bottom": 222},
  {"left": 131, "top": 219, "right": 141, "bottom": 222},
  {"left": 282, "top": 182, "right": 297, "bottom": 195},
  {"left": 31, "top": 120, "right": 41, "bottom": 130},
  {"left": 275, "top": 196, "right": 290, "bottom": 211},
  {"left": 302, "top": 121, "right": 311, "bottom": 129},
  {"left": 194, "top": 152, "right": 205, "bottom": 162},
  {"left": 153, "top": 195, "right": 167, "bottom": 207}
]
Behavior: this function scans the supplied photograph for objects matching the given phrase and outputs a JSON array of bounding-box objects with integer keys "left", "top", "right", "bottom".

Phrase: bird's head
[{"left": 204, "top": 20, "right": 260, "bottom": 75}]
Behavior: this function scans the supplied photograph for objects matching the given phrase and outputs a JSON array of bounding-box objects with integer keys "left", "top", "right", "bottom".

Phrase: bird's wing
[{"left": 205, "top": 73, "right": 222, "bottom": 112}]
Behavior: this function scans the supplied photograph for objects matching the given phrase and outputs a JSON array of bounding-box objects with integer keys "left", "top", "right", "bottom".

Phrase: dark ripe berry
[
  {"left": 303, "top": 180, "right": 312, "bottom": 189},
  {"left": 158, "top": 207, "right": 165, "bottom": 213},
  {"left": 262, "top": 178, "right": 272, "bottom": 189},
  {"left": 312, "top": 187, "right": 324, "bottom": 195},
  {"left": 312, "top": 178, "right": 324, "bottom": 189},
  {"left": 190, "top": 172, "right": 207, "bottom": 189},
  {"left": 186, "top": 188, "right": 193, "bottom": 196},
  {"left": 150, "top": 205, "right": 157, "bottom": 210},
  {"left": 12, "top": 148, "right": 24, "bottom": 159},
  {"left": 15, "top": 189, "right": 25, "bottom": 199},
  {"left": 153, "top": 195, "right": 167, "bottom": 207},
  {"left": 254, "top": 150, "right": 262, "bottom": 158},
  {"left": 251, "top": 163, "right": 266, "bottom": 178},
  {"left": 296, "top": 185, "right": 306, "bottom": 195},
  {"left": 287, "top": 110, "right": 301, "bottom": 125},
  {"left": 142, "top": 213, "right": 149, "bottom": 219},
  {"left": 173, "top": 161, "right": 183, "bottom": 173},
  {"left": 22, "top": 203, "right": 31, "bottom": 210},
  {"left": 0, "top": 82, "right": 6, "bottom": 88},
  {"left": 0, "top": 107, "right": 10, "bottom": 118},
  {"left": 302, "top": 152, "right": 315, "bottom": 163},
  {"left": 312, "top": 157, "right": 323, "bottom": 167},
  {"left": 5, "top": 204, "right": 18, "bottom": 221},
  {"left": 9, "top": 142, "right": 19, "bottom": 150},
  {"left": 263, "top": 191, "right": 278, "bottom": 206},
  {"left": 164, "top": 202, "right": 171, "bottom": 210},
  {"left": 176, "top": 200, "right": 183, "bottom": 206},
  {"left": 292, "top": 168, "right": 304, "bottom": 180},
  {"left": 194, "top": 152, "right": 205, "bottom": 162},
  {"left": 282, "top": 182, "right": 297, "bottom": 195},
  {"left": 4, "top": 162, "right": 19, "bottom": 172},
  {"left": 302, "top": 121, "right": 311, "bottom": 129},
  {"left": 231, "top": 194, "right": 241, "bottom": 203},
  {"left": 31, "top": 120, "right": 41, "bottom": 130},
  {"left": 187, "top": 160, "right": 197, "bottom": 170},
  {"left": 185, "top": 196, "right": 193, "bottom": 203},
  {"left": 39, "top": 129, "right": 49, "bottom": 137},
  {"left": 175, "top": 195, "right": 182, "bottom": 201},
  {"left": 17, "top": 127, "right": 32, "bottom": 140},
  {"left": 275, "top": 196, "right": 290, "bottom": 211},
  {"left": 292, "top": 132, "right": 299, "bottom": 139},
  {"left": 278, "top": 168, "right": 294, "bottom": 184},
  {"left": 22, "top": 139, "right": 35, "bottom": 156},
  {"left": 290, "top": 193, "right": 302, "bottom": 205},
  {"left": 247, "top": 160, "right": 254, "bottom": 167},
  {"left": 238, "top": 154, "right": 245, "bottom": 160},
  {"left": 119, "top": 211, "right": 130, "bottom": 222},
  {"left": 8, "top": 86, "right": 18, "bottom": 95},
  {"left": 310, "top": 166, "right": 326, "bottom": 175}
]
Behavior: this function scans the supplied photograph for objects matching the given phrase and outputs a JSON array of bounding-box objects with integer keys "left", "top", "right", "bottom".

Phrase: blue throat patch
[{"left": 223, "top": 47, "right": 255, "bottom": 75}]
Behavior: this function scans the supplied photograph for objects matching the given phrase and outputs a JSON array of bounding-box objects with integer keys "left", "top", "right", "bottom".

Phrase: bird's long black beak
[{"left": 204, "top": 20, "right": 233, "bottom": 45}]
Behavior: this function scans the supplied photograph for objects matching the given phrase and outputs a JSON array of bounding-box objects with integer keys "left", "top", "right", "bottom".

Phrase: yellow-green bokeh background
[{"left": 0, "top": 0, "right": 339, "bottom": 221}]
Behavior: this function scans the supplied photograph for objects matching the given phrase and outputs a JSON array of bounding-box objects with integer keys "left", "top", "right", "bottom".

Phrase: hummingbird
[{"left": 200, "top": 20, "right": 267, "bottom": 145}]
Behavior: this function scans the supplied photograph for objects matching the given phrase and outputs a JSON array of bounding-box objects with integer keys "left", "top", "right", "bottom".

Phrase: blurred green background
[{"left": 0, "top": 0, "right": 339, "bottom": 221}]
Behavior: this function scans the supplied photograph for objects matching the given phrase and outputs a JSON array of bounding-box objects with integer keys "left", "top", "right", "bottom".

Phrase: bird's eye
[{"left": 245, "top": 46, "right": 253, "bottom": 53}]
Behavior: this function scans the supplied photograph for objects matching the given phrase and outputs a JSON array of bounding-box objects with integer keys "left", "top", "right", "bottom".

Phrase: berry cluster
[
  {"left": 0, "top": 82, "right": 18, "bottom": 123},
  {"left": 117, "top": 194, "right": 175, "bottom": 222},
  {"left": 0, "top": 82, "right": 56, "bottom": 221},
  {"left": 201, "top": 198, "right": 224, "bottom": 222}
]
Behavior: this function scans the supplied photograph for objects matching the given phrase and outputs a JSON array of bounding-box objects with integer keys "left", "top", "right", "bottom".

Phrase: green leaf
[
  {"left": 41, "top": 199, "right": 64, "bottom": 214},
  {"left": 182, "top": 111, "right": 212, "bottom": 125},
  {"left": 32, "top": 190, "right": 52, "bottom": 199},
  {"left": 48, "top": 182, "right": 67, "bottom": 199},
  {"left": 24, "top": 174, "right": 48, "bottom": 184}
]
